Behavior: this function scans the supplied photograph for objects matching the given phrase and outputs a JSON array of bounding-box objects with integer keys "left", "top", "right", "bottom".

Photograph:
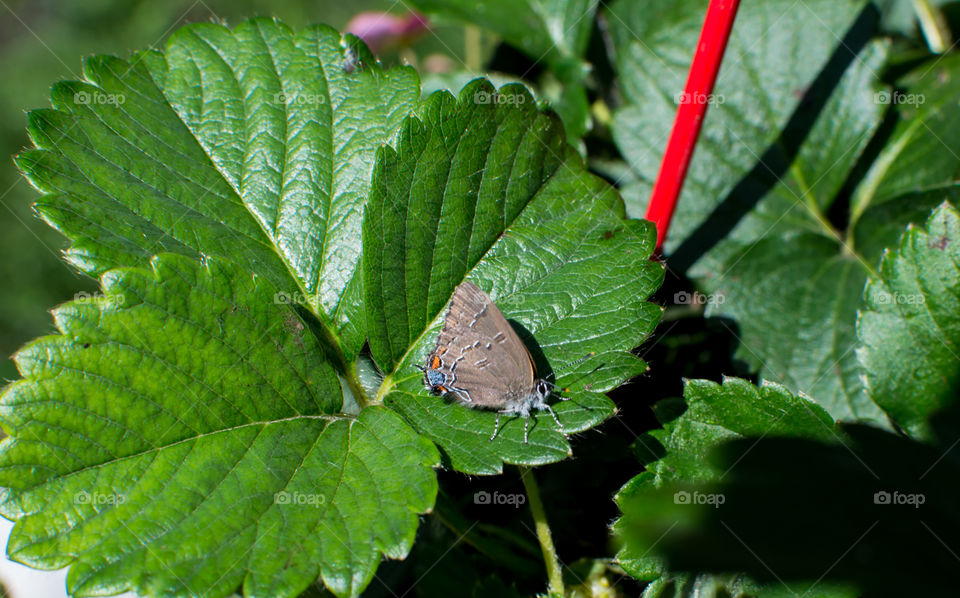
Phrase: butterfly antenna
[
  {"left": 550, "top": 351, "right": 597, "bottom": 380},
  {"left": 544, "top": 352, "right": 596, "bottom": 396},
  {"left": 565, "top": 351, "right": 596, "bottom": 370}
]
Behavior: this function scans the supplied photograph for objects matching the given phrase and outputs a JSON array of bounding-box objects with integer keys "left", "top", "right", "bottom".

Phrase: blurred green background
[{"left": 0, "top": 0, "right": 470, "bottom": 381}]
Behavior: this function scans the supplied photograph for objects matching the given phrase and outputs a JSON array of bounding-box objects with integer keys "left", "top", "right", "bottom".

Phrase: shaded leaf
[
  {"left": 639, "top": 572, "right": 856, "bottom": 598},
  {"left": 615, "top": 378, "right": 839, "bottom": 580},
  {"left": 639, "top": 572, "right": 759, "bottom": 598},
  {"left": 858, "top": 201, "right": 960, "bottom": 438},
  {"left": 617, "top": 404, "right": 960, "bottom": 597},
  {"left": 850, "top": 54, "right": 960, "bottom": 212},
  {"left": 608, "top": 0, "right": 960, "bottom": 423},
  {"left": 412, "top": 0, "right": 596, "bottom": 68}
]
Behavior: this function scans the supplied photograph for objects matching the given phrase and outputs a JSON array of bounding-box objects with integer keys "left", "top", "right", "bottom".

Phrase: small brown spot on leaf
[
  {"left": 930, "top": 235, "right": 950, "bottom": 250},
  {"left": 283, "top": 313, "right": 306, "bottom": 352}
]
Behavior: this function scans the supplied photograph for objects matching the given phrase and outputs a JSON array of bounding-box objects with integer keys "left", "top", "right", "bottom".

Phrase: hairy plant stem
[
  {"left": 519, "top": 466, "right": 564, "bottom": 597},
  {"left": 464, "top": 25, "right": 482, "bottom": 71}
]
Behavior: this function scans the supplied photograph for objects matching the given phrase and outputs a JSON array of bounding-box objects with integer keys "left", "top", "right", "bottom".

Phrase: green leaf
[
  {"left": 631, "top": 378, "right": 838, "bottom": 488},
  {"left": 615, "top": 379, "right": 960, "bottom": 596},
  {"left": 640, "top": 571, "right": 857, "bottom": 598},
  {"left": 639, "top": 572, "right": 760, "bottom": 598},
  {"left": 615, "top": 378, "right": 839, "bottom": 580},
  {"left": 850, "top": 53, "right": 960, "bottom": 218},
  {"left": 858, "top": 201, "right": 960, "bottom": 438},
  {"left": 609, "top": 0, "right": 880, "bottom": 212},
  {"left": 399, "top": 497, "right": 535, "bottom": 598},
  {"left": 7, "top": 17, "right": 662, "bottom": 593},
  {"left": 15, "top": 18, "right": 420, "bottom": 360},
  {"left": 364, "top": 80, "right": 664, "bottom": 474},
  {"left": 0, "top": 254, "right": 439, "bottom": 598},
  {"left": 420, "top": 72, "right": 527, "bottom": 98},
  {"left": 410, "top": 0, "right": 596, "bottom": 74},
  {"left": 608, "top": 0, "right": 960, "bottom": 423},
  {"left": 409, "top": 0, "right": 597, "bottom": 141}
]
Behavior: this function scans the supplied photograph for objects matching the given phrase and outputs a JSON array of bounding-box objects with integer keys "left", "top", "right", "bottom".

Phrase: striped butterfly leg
[
  {"left": 490, "top": 406, "right": 566, "bottom": 443},
  {"left": 541, "top": 404, "right": 564, "bottom": 434},
  {"left": 522, "top": 406, "right": 563, "bottom": 443},
  {"left": 490, "top": 410, "right": 517, "bottom": 442},
  {"left": 490, "top": 411, "right": 503, "bottom": 441}
]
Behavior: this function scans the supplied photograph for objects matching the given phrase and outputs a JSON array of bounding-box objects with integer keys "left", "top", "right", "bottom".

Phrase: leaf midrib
[{"left": 185, "top": 29, "right": 319, "bottom": 319}]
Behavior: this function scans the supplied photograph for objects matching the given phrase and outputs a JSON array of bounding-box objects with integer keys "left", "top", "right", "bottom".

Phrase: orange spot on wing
[{"left": 430, "top": 355, "right": 441, "bottom": 368}]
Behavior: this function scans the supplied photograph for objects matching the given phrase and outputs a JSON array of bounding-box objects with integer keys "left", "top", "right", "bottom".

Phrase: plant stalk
[
  {"left": 464, "top": 25, "right": 482, "bottom": 72},
  {"left": 519, "top": 466, "right": 564, "bottom": 597},
  {"left": 305, "top": 312, "right": 370, "bottom": 407},
  {"left": 913, "top": 0, "right": 950, "bottom": 53}
]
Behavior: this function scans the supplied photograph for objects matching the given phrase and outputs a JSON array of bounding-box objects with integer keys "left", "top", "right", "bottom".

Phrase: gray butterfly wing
[{"left": 438, "top": 281, "right": 535, "bottom": 408}]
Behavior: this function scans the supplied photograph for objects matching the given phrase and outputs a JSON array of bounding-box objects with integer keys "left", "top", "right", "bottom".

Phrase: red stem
[{"left": 645, "top": 0, "right": 741, "bottom": 252}]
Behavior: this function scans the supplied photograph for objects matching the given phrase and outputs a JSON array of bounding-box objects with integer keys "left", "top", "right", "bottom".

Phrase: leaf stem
[
  {"left": 913, "top": 0, "right": 950, "bottom": 53},
  {"left": 305, "top": 314, "right": 371, "bottom": 407},
  {"left": 343, "top": 361, "right": 370, "bottom": 408},
  {"left": 464, "top": 25, "right": 482, "bottom": 71},
  {"left": 372, "top": 373, "right": 393, "bottom": 406},
  {"left": 519, "top": 466, "right": 564, "bottom": 597},
  {"left": 786, "top": 162, "right": 844, "bottom": 245},
  {"left": 848, "top": 117, "right": 921, "bottom": 232}
]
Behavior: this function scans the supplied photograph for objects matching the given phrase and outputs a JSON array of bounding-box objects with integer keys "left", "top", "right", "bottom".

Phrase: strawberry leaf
[
  {"left": 16, "top": 19, "right": 420, "bottom": 360},
  {"left": 615, "top": 378, "right": 960, "bottom": 597},
  {"left": 0, "top": 254, "right": 439, "bottom": 598},
  {"left": 858, "top": 201, "right": 960, "bottom": 438},
  {"left": 365, "top": 80, "right": 663, "bottom": 474},
  {"left": 614, "top": 378, "right": 839, "bottom": 581},
  {"left": 4, "top": 18, "right": 665, "bottom": 596},
  {"left": 608, "top": 0, "right": 960, "bottom": 423}
]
